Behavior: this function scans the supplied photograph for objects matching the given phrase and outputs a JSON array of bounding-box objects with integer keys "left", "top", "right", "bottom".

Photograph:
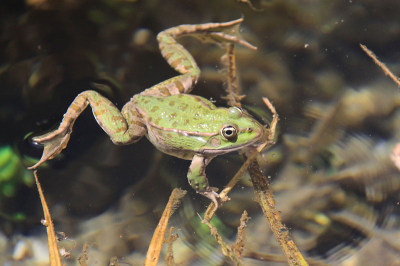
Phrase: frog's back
[{"left": 134, "top": 94, "right": 227, "bottom": 133}]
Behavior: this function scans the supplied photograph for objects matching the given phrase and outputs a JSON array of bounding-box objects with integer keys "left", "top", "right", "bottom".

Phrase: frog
[{"left": 28, "top": 18, "right": 268, "bottom": 207}]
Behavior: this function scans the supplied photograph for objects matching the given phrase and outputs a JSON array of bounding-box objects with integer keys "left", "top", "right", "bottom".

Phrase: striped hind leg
[
  {"left": 140, "top": 18, "right": 256, "bottom": 97},
  {"left": 28, "top": 90, "right": 146, "bottom": 169}
]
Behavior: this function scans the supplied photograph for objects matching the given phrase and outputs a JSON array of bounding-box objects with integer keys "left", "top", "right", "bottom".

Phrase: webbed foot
[
  {"left": 28, "top": 129, "right": 72, "bottom": 170},
  {"left": 200, "top": 188, "right": 221, "bottom": 209}
]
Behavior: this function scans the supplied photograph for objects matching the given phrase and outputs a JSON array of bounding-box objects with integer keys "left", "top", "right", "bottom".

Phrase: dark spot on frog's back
[
  {"left": 169, "top": 101, "right": 175, "bottom": 106},
  {"left": 154, "top": 118, "right": 161, "bottom": 125},
  {"left": 156, "top": 98, "right": 164, "bottom": 102},
  {"left": 170, "top": 113, "right": 177, "bottom": 119},
  {"left": 193, "top": 112, "right": 201, "bottom": 120},
  {"left": 148, "top": 117, "right": 152, "bottom": 122},
  {"left": 178, "top": 103, "right": 188, "bottom": 111},
  {"left": 151, "top": 106, "right": 159, "bottom": 112},
  {"left": 184, "top": 119, "right": 190, "bottom": 125},
  {"left": 172, "top": 121, "right": 178, "bottom": 127}
]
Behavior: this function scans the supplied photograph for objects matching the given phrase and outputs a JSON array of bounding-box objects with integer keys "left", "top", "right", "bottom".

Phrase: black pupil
[{"left": 226, "top": 130, "right": 233, "bottom": 135}]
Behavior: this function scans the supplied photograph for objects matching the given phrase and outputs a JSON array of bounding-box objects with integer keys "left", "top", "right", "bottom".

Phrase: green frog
[{"left": 28, "top": 19, "right": 268, "bottom": 207}]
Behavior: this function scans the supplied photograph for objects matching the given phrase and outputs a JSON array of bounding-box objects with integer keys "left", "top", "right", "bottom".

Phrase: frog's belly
[{"left": 146, "top": 125, "right": 207, "bottom": 160}]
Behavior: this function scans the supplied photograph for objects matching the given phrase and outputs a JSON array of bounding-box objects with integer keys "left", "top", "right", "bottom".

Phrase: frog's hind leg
[
  {"left": 141, "top": 18, "right": 256, "bottom": 97},
  {"left": 28, "top": 90, "right": 146, "bottom": 169}
]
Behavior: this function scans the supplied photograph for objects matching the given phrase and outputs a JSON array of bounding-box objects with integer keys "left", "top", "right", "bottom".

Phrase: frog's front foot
[
  {"left": 28, "top": 129, "right": 72, "bottom": 170},
  {"left": 199, "top": 188, "right": 221, "bottom": 208}
]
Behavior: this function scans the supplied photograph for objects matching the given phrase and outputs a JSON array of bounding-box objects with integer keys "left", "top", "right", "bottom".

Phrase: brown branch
[
  {"left": 144, "top": 189, "right": 186, "bottom": 266},
  {"left": 233, "top": 210, "right": 250, "bottom": 259},
  {"left": 221, "top": 43, "right": 246, "bottom": 108},
  {"left": 218, "top": 36, "right": 306, "bottom": 265},
  {"left": 237, "top": 0, "right": 264, "bottom": 11},
  {"left": 198, "top": 213, "right": 244, "bottom": 265},
  {"left": 164, "top": 227, "right": 179, "bottom": 266},
  {"left": 360, "top": 44, "right": 400, "bottom": 87},
  {"left": 247, "top": 158, "right": 308, "bottom": 266},
  {"left": 34, "top": 171, "right": 63, "bottom": 266},
  {"left": 391, "top": 143, "right": 400, "bottom": 171},
  {"left": 204, "top": 145, "right": 265, "bottom": 221},
  {"left": 78, "top": 243, "right": 93, "bottom": 266}
]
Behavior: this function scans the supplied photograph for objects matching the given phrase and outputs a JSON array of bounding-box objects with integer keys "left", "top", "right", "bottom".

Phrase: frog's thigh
[
  {"left": 119, "top": 102, "right": 146, "bottom": 145},
  {"left": 81, "top": 91, "right": 145, "bottom": 145},
  {"left": 187, "top": 155, "right": 210, "bottom": 192}
]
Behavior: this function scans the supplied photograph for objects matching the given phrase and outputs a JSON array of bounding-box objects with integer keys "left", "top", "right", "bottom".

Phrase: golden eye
[{"left": 221, "top": 125, "right": 237, "bottom": 140}]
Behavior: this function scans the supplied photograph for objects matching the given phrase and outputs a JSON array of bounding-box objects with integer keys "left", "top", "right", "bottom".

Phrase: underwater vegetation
[{"left": 1, "top": 0, "right": 400, "bottom": 265}]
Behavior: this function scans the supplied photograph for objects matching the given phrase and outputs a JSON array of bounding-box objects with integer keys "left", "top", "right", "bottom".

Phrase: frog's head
[{"left": 201, "top": 107, "right": 268, "bottom": 154}]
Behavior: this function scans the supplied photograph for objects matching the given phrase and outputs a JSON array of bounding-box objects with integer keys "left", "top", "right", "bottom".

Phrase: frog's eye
[
  {"left": 228, "top": 107, "right": 243, "bottom": 119},
  {"left": 221, "top": 125, "right": 238, "bottom": 140}
]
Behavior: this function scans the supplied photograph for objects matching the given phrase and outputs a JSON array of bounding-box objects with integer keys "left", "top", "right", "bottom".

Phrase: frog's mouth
[{"left": 200, "top": 139, "right": 263, "bottom": 155}]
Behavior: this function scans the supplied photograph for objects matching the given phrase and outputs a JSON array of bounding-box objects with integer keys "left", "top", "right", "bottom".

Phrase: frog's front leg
[
  {"left": 188, "top": 154, "right": 220, "bottom": 207},
  {"left": 28, "top": 90, "right": 146, "bottom": 169}
]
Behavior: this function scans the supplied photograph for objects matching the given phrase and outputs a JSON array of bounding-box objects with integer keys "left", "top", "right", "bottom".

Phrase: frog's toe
[
  {"left": 28, "top": 130, "right": 72, "bottom": 170},
  {"left": 210, "top": 187, "right": 219, "bottom": 192},
  {"left": 201, "top": 189, "right": 221, "bottom": 208}
]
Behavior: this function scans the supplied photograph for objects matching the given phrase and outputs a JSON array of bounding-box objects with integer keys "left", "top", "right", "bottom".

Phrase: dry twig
[
  {"left": 247, "top": 158, "right": 308, "bottom": 266},
  {"left": 34, "top": 171, "right": 63, "bottom": 266},
  {"left": 237, "top": 0, "right": 264, "bottom": 11},
  {"left": 221, "top": 43, "right": 246, "bottom": 107},
  {"left": 144, "top": 189, "right": 186, "bottom": 266},
  {"left": 197, "top": 213, "right": 244, "bottom": 265},
  {"left": 360, "top": 44, "right": 400, "bottom": 87},
  {"left": 204, "top": 147, "right": 259, "bottom": 221},
  {"left": 232, "top": 210, "right": 250, "bottom": 259},
  {"left": 391, "top": 142, "right": 400, "bottom": 172},
  {"left": 164, "top": 227, "right": 180, "bottom": 266},
  {"left": 78, "top": 242, "right": 93, "bottom": 266},
  {"left": 219, "top": 42, "right": 307, "bottom": 265}
]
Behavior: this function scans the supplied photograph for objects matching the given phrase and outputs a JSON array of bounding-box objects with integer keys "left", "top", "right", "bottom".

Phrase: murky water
[{"left": 1, "top": 0, "right": 400, "bottom": 265}]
